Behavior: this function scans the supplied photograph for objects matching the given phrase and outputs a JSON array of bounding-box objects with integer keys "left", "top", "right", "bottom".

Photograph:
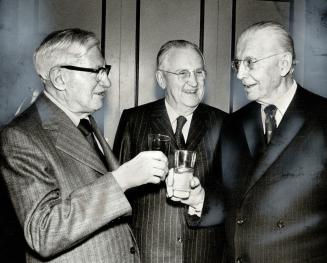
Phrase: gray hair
[
  {"left": 156, "top": 40, "right": 204, "bottom": 69},
  {"left": 240, "top": 21, "right": 296, "bottom": 65},
  {"left": 34, "top": 28, "right": 99, "bottom": 81}
]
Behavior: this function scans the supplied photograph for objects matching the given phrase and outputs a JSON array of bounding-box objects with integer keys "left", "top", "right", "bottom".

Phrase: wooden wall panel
[
  {"left": 231, "top": 0, "right": 290, "bottom": 111},
  {"left": 105, "top": 0, "right": 137, "bottom": 145},
  {"left": 204, "top": 0, "right": 232, "bottom": 112},
  {"left": 138, "top": 0, "right": 201, "bottom": 106},
  {"left": 0, "top": 0, "right": 102, "bottom": 128}
]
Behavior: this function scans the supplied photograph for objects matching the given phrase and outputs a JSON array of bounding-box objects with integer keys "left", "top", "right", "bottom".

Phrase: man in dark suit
[
  {"left": 113, "top": 40, "right": 226, "bottom": 263},
  {"left": 0, "top": 28, "right": 168, "bottom": 262},
  {"left": 177, "top": 21, "right": 327, "bottom": 263}
]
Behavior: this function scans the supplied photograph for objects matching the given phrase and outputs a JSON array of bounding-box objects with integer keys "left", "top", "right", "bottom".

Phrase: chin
[{"left": 245, "top": 92, "right": 258, "bottom": 102}]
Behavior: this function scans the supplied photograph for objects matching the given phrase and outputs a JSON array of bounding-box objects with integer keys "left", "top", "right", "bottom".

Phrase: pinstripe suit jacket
[
  {"left": 0, "top": 94, "right": 140, "bottom": 263},
  {"left": 113, "top": 99, "right": 226, "bottom": 263}
]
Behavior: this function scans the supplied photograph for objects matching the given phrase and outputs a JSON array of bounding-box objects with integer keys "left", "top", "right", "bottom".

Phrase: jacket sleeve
[{"left": 0, "top": 126, "right": 132, "bottom": 258}]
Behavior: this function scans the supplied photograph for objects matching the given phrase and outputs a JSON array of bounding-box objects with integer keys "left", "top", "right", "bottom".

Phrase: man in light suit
[
  {"left": 173, "top": 21, "right": 327, "bottom": 262},
  {"left": 0, "top": 28, "right": 168, "bottom": 262},
  {"left": 113, "top": 40, "right": 226, "bottom": 263}
]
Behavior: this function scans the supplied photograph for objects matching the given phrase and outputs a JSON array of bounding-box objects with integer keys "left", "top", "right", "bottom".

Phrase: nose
[
  {"left": 187, "top": 71, "right": 198, "bottom": 87},
  {"left": 236, "top": 62, "right": 248, "bottom": 80},
  {"left": 99, "top": 73, "right": 111, "bottom": 89}
]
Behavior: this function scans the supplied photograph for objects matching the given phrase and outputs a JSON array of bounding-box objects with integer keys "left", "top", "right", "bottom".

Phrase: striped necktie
[
  {"left": 264, "top": 104, "right": 277, "bottom": 144},
  {"left": 175, "top": 116, "right": 187, "bottom": 149}
]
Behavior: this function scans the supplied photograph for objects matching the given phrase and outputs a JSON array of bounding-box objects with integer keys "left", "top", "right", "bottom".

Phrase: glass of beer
[
  {"left": 173, "top": 150, "right": 196, "bottom": 198},
  {"left": 148, "top": 134, "right": 171, "bottom": 156}
]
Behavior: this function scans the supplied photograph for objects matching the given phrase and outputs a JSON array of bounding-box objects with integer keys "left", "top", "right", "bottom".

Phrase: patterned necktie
[
  {"left": 175, "top": 116, "right": 187, "bottom": 149},
  {"left": 78, "top": 118, "right": 119, "bottom": 171},
  {"left": 264, "top": 104, "right": 277, "bottom": 144}
]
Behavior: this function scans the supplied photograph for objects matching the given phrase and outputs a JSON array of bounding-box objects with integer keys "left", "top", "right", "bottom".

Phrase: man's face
[
  {"left": 63, "top": 45, "right": 110, "bottom": 115},
  {"left": 235, "top": 30, "right": 283, "bottom": 104},
  {"left": 159, "top": 47, "right": 205, "bottom": 114}
]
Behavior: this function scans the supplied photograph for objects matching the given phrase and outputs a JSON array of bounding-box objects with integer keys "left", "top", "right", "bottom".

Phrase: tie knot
[
  {"left": 176, "top": 116, "right": 187, "bottom": 132},
  {"left": 78, "top": 118, "right": 93, "bottom": 136},
  {"left": 264, "top": 105, "right": 277, "bottom": 118}
]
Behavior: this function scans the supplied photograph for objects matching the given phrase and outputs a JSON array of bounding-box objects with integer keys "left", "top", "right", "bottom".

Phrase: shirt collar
[
  {"left": 260, "top": 80, "right": 297, "bottom": 117},
  {"left": 43, "top": 90, "right": 88, "bottom": 126},
  {"left": 164, "top": 99, "right": 193, "bottom": 124}
]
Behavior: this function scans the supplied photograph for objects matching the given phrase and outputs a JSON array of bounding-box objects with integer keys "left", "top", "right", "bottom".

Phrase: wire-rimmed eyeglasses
[
  {"left": 158, "top": 68, "right": 206, "bottom": 82},
  {"left": 59, "top": 64, "right": 111, "bottom": 81},
  {"left": 231, "top": 53, "right": 285, "bottom": 72}
]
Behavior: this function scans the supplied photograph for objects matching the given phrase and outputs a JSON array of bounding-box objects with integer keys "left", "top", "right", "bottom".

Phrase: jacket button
[
  {"left": 236, "top": 257, "right": 243, "bottom": 263},
  {"left": 277, "top": 220, "right": 285, "bottom": 229},
  {"left": 177, "top": 237, "right": 183, "bottom": 243},
  {"left": 130, "top": 247, "right": 136, "bottom": 254},
  {"left": 236, "top": 218, "right": 245, "bottom": 225}
]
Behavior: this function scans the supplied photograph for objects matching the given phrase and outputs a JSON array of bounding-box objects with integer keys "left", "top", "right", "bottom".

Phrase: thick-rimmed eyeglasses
[
  {"left": 59, "top": 64, "right": 111, "bottom": 81},
  {"left": 231, "top": 53, "right": 284, "bottom": 72},
  {"left": 158, "top": 69, "right": 206, "bottom": 82}
]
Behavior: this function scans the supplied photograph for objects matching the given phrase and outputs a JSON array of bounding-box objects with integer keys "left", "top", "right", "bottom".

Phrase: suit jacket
[
  {"left": 216, "top": 87, "right": 327, "bottom": 263},
  {"left": 0, "top": 94, "right": 140, "bottom": 263},
  {"left": 113, "top": 99, "right": 226, "bottom": 263}
]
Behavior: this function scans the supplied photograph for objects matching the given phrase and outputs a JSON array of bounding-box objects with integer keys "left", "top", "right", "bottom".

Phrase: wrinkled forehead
[
  {"left": 236, "top": 29, "right": 279, "bottom": 59},
  {"left": 164, "top": 47, "right": 204, "bottom": 69}
]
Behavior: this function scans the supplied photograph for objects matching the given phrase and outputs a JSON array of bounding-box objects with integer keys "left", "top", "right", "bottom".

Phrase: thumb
[
  {"left": 190, "top": 176, "right": 200, "bottom": 188},
  {"left": 166, "top": 168, "right": 174, "bottom": 197}
]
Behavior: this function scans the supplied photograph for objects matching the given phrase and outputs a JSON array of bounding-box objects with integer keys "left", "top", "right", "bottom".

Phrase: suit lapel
[
  {"left": 36, "top": 94, "right": 107, "bottom": 174},
  {"left": 243, "top": 88, "right": 307, "bottom": 196},
  {"left": 242, "top": 103, "right": 265, "bottom": 158},
  {"left": 149, "top": 99, "right": 176, "bottom": 146},
  {"left": 186, "top": 105, "right": 207, "bottom": 151},
  {"left": 149, "top": 100, "right": 208, "bottom": 151},
  {"left": 89, "top": 115, "right": 119, "bottom": 170}
]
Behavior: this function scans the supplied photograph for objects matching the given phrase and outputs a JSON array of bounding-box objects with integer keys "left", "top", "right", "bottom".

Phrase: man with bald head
[
  {"left": 114, "top": 40, "right": 225, "bottom": 263},
  {"left": 170, "top": 21, "right": 327, "bottom": 262}
]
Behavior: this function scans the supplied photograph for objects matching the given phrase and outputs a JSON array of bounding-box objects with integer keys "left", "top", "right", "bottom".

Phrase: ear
[
  {"left": 156, "top": 70, "right": 166, "bottom": 90},
  {"left": 279, "top": 52, "right": 293, "bottom": 77},
  {"left": 49, "top": 67, "right": 66, "bottom": 91}
]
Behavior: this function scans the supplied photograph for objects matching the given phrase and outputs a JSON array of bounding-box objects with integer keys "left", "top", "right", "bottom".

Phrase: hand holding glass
[{"left": 173, "top": 150, "right": 196, "bottom": 198}]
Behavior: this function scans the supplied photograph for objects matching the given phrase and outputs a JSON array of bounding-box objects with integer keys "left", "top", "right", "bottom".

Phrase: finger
[
  {"left": 166, "top": 168, "right": 174, "bottom": 187},
  {"left": 152, "top": 159, "right": 168, "bottom": 171},
  {"left": 151, "top": 167, "right": 167, "bottom": 179},
  {"left": 190, "top": 176, "right": 200, "bottom": 188},
  {"left": 148, "top": 175, "right": 161, "bottom": 184},
  {"left": 166, "top": 169, "right": 175, "bottom": 197},
  {"left": 149, "top": 151, "right": 168, "bottom": 163},
  {"left": 170, "top": 196, "right": 182, "bottom": 202},
  {"left": 166, "top": 184, "right": 173, "bottom": 197}
]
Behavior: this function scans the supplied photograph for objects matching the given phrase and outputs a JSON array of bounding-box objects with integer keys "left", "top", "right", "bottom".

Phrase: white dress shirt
[
  {"left": 165, "top": 100, "right": 193, "bottom": 142},
  {"left": 260, "top": 81, "right": 297, "bottom": 133}
]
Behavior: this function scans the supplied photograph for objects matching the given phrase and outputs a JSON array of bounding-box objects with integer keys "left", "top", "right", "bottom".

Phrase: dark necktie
[
  {"left": 175, "top": 116, "right": 187, "bottom": 149},
  {"left": 78, "top": 118, "right": 119, "bottom": 171},
  {"left": 264, "top": 104, "right": 277, "bottom": 144}
]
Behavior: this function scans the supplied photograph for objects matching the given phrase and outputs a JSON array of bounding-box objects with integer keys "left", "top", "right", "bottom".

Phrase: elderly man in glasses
[
  {"left": 176, "top": 21, "right": 327, "bottom": 263},
  {"left": 113, "top": 40, "right": 226, "bottom": 263},
  {"left": 0, "top": 28, "right": 169, "bottom": 263}
]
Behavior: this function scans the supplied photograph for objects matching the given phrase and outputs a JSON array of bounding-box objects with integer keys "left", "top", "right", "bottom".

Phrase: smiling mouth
[
  {"left": 94, "top": 91, "right": 106, "bottom": 96},
  {"left": 243, "top": 83, "right": 256, "bottom": 89},
  {"left": 183, "top": 89, "right": 198, "bottom": 94}
]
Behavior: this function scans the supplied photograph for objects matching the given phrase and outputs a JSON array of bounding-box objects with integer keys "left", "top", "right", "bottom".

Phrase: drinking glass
[
  {"left": 173, "top": 150, "right": 196, "bottom": 198},
  {"left": 148, "top": 134, "right": 171, "bottom": 156}
]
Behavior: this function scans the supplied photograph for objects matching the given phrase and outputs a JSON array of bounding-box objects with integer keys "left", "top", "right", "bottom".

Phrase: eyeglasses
[
  {"left": 158, "top": 69, "right": 206, "bottom": 82},
  {"left": 59, "top": 64, "right": 111, "bottom": 81},
  {"left": 231, "top": 53, "right": 284, "bottom": 72}
]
